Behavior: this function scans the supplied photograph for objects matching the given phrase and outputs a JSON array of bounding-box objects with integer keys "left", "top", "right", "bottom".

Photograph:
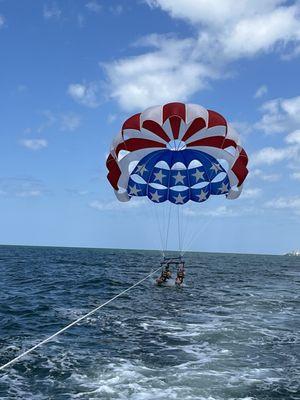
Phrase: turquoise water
[{"left": 0, "top": 245, "right": 299, "bottom": 399}]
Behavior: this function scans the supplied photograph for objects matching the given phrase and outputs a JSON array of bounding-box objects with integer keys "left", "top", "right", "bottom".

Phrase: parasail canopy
[{"left": 106, "top": 102, "right": 248, "bottom": 206}]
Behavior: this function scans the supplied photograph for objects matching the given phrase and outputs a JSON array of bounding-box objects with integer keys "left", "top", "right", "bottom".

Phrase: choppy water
[{"left": 0, "top": 245, "right": 299, "bottom": 400}]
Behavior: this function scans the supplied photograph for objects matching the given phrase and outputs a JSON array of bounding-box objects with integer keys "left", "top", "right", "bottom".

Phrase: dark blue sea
[{"left": 0, "top": 245, "right": 299, "bottom": 400}]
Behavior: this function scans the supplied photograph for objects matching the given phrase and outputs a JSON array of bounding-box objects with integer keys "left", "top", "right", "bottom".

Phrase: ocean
[{"left": 0, "top": 245, "right": 299, "bottom": 400}]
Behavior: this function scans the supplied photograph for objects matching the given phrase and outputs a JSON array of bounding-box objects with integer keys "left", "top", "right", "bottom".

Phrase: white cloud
[
  {"left": 240, "top": 188, "right": 262, "bottom": 199},
  {"left": 282, "top": 44, "right": 300, "bottom": 60},
  {"left": 86, "top": 1, "right": 102, "bottom": 13},
  {"left": 249, "top": 169, "right": 281, "bottom": 182},
  {"left": 103, "top": 1, "right": 300, "bottom": 111},
  {"left": 35, "top": 110, "right": 80, "bottom": 132},
  {"left": 249, "top": 168, "right": 263, "bottom": 178},
  {"left": 256, "top": 96, "right": 300, "bottom": 134},
  {"left": 107, "top": 114, "right": 117, "bottom": 124},
  {"left": 109, "top": 5, "right": 123, "bottom": 15},
  {"left": 230, "top": 121, "right": 253, "bottom": 136},
  {"left": 68, "top": 82, "right": 100, "bottom": 108},
  {"left": 183, "top": 203, "right": 261, "bottom": 218},
  {"left": 147, "top": 0, "right": 285, "bottom": 27},
  {"left": 262, "top": 173, "right": 281, "bottom": 182},
  {"left": 291, "top": 172, "right": 300, "bottom": 180},
  {"left": 222, "top": 5, "right": 300, "bottom": 59},
  {"left": 77, "top": 14, "right": 85, "bottom": 28},
  {"left": 103, "top": 34, "right": 215, "bottom": 111},
  {"left": 43, "top": 3, "right": 62, "bottom": 20},
  {"left": 0, "top": 14, "right": 5, "bottom": 28},
  {"left": 20, "top": 139, "right": 48, "bottom": 151},
  {"left": 60, "top": 113, "right": 81, "bottom": 131},
  {"left": 89, "top": 198, "right": 144, "bottom": 211},
  {"left": 0, "top": 177, "right": 46, "bottom": 198},
  {"left": 286, "top": 129, "right": 300, "bottom": 145},
  {"left": 17, "top": 190, "right": 42, "bottom": 198},
  {"left": 251, "top": 146, "right": 298, "bottom": 166},
  {"left": 183, "top": 205, "right": 241, "bottom": 218},
  {"left": 37, "top": 110, "right": 56, "bottom": 133},
  {"left": 265, "top": 196, "right": 300, "bottom": 215},
  {"left": 67, "top": 189, "right": 89, "bottom": 196},
  {"left": 17, "top": 84, "right": 28, "bottom": 93},
  {"left": 254, "top": 85, "right": 268, "bottom": 99}
]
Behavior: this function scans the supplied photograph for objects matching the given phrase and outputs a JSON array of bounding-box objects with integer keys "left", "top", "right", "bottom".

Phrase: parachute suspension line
[
  {"left": 164, "top": 201, "right": 172, "bottom": 253},
  {"left": 181, "top": 205, "right": 189, "bottom": 256},
  {"left": 152, "top": 203, "right": 165, "bottom": 257},
  {"left": 181, "top": 215, "right": 214, "bottom": 256},
  {"left": 181, "top": 206, "right": 191, "bottom": 255},
  {"left": 177, "top": 205, "right": 181, "bottom": 254},
  {"left": 177, "top": 205, "right": 184, "bottom": 255},
  {"left": 0, "top": 266, "right": 162, "bottom": 373}
]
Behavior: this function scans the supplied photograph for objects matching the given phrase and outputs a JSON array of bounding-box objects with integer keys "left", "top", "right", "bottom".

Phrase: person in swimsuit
[
  {"left": 175, "top": 263, "right": 185, "bottom": 285},
  {"left": 157, "top": 264, "right": 171, "bottom": 284}
]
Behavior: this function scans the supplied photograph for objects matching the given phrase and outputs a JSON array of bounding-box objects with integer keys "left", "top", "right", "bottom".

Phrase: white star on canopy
[
  {"left": 196, "top": 189, "right": 208, "bottom": 202},
  {"left": 173, "top": 171, "right": 185, "bottom": 184},
  {"left": 173, "top": 192, "right": 186, "bottom": 204},
  {"left": 136, "top": 164, "right": 148, "bottom": 176},
  {"left": 192, "top": 169, "right": 205, "bottom": 182},
  {"left": 128, "top": 184, "right": 141, "bottom": 196},
  {"left": 150, "top": 190, "right": 163, "bottom": 202},
  {"left": 153, "top": 169, "right": 166, "bottom": 183},
  {"left": 210, "top": 163, "right": 222, "bottom": 174},
  {"left": 219, "top": 182, "right": 229, "bottom": 194}
]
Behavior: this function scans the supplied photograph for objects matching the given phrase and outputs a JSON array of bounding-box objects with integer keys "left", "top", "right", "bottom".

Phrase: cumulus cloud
[
  {"left": 67, "top": 82, "right": 100, "bottom": 108},
  {"left": 107, "top": 113, "right": 117, "bottom": 124},
  {"left": 265, "top": 196, "right": 300, "bottom": 215},
  {"left": 240, "top": 187, "right": 262, "bottom": 199},
  {"left": 147, "top": 0, "right": 286, "bottom": 27},
  {"left": 60, "top": 113, "right": 81, "bottom": 131},
  {"left": 102, "top": 1, "right": 300, "bottom": 111},
  {"left": 66, "top": 189, "right": 89, "bottom": 196},
  {"left": 43, "top": 3, "right": 62, "bottom": 20},
  {"left": 256, "top": 96, "right": 300, "bottom": 134},
  {"left": 254, "top": 85, "right": 268, "bottom": 99},
  {"left": 221, "top": 5, "right": 300, "bottom": 59},
  {"left": 36, "top": 110, "right": 80, "bottom": 132},
  {"left": 36, "top": 110, "right": 56, "bottom": 133},
  {"left": 109, "top": 5, "right": 123, "bottom": 15},
  {"left": 262, "top": 173, "right": 281, "bottom": 182},
  {"left": 17, "top": 190, "right": 42, "bottom": 198},
  {"left": 291, "top": 171, "right": 300, "bottom": 180},
  {"left": 0, "top": 177, "right": 46, "bottom": 198},
  {"left": 249, "top": 169, "right": 281, "bottom": 182},
  {"left": 16, "top": 84, "right": 28, "bottom": 93},
  {"left": 89, "top": 198, "right": 144, "bottom": 211},
  {"left": 20, "top": 139, "right": 48, "bottom": 151},
  {"left": 183, "top": 204, "right": 249, "bottom": 218},
  {"left": 251, "top": 146, "right": 299, "bottom": 166},
  {"left": 253, "top": 97, "right": 300, "bottom": 181},
  {"left": 286, "top": 129, "right": 300, "bottom": 145},
  {"left": 0, "top": 14, "right": 5, "bottom": 28},
  {"left": 77, "top": 14, "right": 85, "bottom": 28},
  {"left": 103, "top": 34, "right": 216, "bottom": 111},
  {"left": 86, "top": 1, "right": 102, "bottom": 13}
]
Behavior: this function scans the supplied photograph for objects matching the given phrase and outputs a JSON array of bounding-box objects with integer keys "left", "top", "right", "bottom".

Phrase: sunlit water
[{"left": 0, "top": 245, "right": 299, "bottom": 399}]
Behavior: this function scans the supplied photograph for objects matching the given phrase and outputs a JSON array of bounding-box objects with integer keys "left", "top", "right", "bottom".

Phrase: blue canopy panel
[{"left": 127, "top": 149, "right": 230, "bottom": 205}]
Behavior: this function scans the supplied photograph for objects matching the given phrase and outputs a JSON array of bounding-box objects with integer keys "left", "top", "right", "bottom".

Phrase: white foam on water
[{"left": 70, "top": 357, "right": 261, "bottom": 400}]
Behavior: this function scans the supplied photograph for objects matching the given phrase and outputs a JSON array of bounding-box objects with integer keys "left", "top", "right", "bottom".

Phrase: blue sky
[{"left": 0, "top": 0, "right": 300, "bottom": 254}]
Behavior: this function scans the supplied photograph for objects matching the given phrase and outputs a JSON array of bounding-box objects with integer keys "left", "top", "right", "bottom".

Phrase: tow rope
[{"left": 0, "top": 266, "right": 161, "bottom": 372}]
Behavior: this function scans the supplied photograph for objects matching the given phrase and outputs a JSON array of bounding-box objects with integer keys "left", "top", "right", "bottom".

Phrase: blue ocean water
[{"left": 0, "top": 245, "right": 299, "bottom": 400}]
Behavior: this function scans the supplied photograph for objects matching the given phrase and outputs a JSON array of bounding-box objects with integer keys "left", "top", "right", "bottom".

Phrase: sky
[{"left": 0, "top": 0, "right": 300, "bottom": 255}]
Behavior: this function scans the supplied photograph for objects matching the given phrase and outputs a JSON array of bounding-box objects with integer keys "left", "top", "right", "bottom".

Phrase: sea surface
[{"left": 0, "top": 245, "right": 299, "bottom": 400}]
